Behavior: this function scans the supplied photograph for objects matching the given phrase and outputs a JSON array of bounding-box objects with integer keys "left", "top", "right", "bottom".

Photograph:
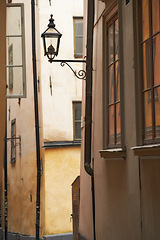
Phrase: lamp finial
[{"left": 48, "top": 14, "right": 55, "bottom": 28}]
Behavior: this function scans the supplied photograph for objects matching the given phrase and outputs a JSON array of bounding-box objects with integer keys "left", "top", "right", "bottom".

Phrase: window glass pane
[
  {"left": 6, "top": 5, "right": 26, "bottom": 98},
  {"left": 6, "top": 37, "right": 22, "bottom": 66},
  {"left": 142, "top": 0, "right": 150, "bottom": 41},
  {"left": 7, "top": 6, "right": 22, "bottom": 36},
  {"left": 75, "top": 122, "right": 81, "bottom": 140},
  {"left": 74, "top": 102, "right": 81, "bottom": 140},
  {"left": 115, "top": 19, "right": 119, "bottom": 61},
  {"left": 74, "top": 18, "right": 83, "bottom": 57},
  {"left": 11, "top": 120, "right": 16, "bottom": 162},
  {"left": 152, "top": 0, "right": 160, "bottom": 35},
  {"left": 75, "top": 20, "right": 83, "bottom": 36},
  {"left": 108, "top": 25, "right": 113, "bottom": 65},
  {"left": 116, "top": 103, "right": 121, "bottom": 144},
  {"left": 155, "top": 87, "right": 160, "bottom": 138},
  {"left": 109, "top": 105, "right": 115, "bottom": 145},
  {"left": 143, "top": 41, "right": 152, "bottom": 90},
  {"left": 116, "top": 61, "right": 120, "bottom": 101},
  {"left": 74, "top": 103, "right": 81, "bottom": 120},
  {"left": 108, "top": 65, "right": 114, "bottom": 104},
  {"left": 144, "top": 91, "right": 153, "bottom": 139},
  {"left": 153, "top": 35, "right": 160, "bottom": 86},
  {"left": 75, "top": 37, "right": 83, "bottom": 56},
  {"left": 6, "top": 67, "right": 23, "bottom": 96}
]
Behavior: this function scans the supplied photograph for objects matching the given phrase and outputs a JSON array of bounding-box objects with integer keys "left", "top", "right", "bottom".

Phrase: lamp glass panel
[
  {"left": 45, "top": 37, "right": 58, "bottom": 53},
  {"left": 45, "top": 28, "right": 59, "bottom": 34}
]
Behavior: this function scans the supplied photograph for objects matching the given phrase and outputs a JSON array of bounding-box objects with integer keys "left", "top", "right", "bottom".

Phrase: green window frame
[
  {"left": 73, "top": 17, "right": 83, "bottom": 58},
  {"left": 73, "top": 102, "right": 82, "bottom": 140}
]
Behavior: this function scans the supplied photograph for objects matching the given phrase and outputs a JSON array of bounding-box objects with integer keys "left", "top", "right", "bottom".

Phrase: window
[
  {"left": 8, "top": 44, "right": 13, "bottom": 89},
  {"left": 73, "top": 102, "right": 82, "bottom": 140},
  {"left": 11, "top": 119, "right": 16, "bottom": 163},
  {"left": 141, "top": 0, "right": 160, "bottom": 143},
  {"left": 105, "top": 13, "right": 121, "bottom": 148},
  {"left": 6, "top": 4, "right": 26, "bottom": 98},
  {"left": 73, "top": 17, "right": 83, "bottom": 58}
]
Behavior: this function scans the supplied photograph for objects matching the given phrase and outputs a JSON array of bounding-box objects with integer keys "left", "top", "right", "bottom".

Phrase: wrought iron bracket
[
  {"left": 49, "top": 59, "right": 86, "bottom": 80},
  {"left": 6, "top": 136, "right": 21, "bottom": 157}
]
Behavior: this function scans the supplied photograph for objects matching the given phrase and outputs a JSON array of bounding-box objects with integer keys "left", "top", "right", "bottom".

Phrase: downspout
[
  {"left": 4, "top": 103, "right": 7, "bottom": 240},
  {"left": 84, "top": 0, "right": 96, "bottom": 240},
  {"left": 84, "top": 0, "right": 94, "bottom": 177},
  {"left": 31, "top": 1, "right": 41, "bottom": 240}
]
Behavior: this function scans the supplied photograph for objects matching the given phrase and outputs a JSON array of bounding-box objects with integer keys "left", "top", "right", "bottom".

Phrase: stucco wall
[
  {"left": 0, "top": 0, "right": 6, "bottom": 229},
  {"left": 44, "top": 147, "right": 80, "bottom": 235},
  {"left": 6, "top": 0, "right": 45, "bottom": 237},
  {"left": 39, "top": 0, "right": 83, "bottom": 142},
  {"left": 79, "top": 0, "right": 160, "bottom": 239}
]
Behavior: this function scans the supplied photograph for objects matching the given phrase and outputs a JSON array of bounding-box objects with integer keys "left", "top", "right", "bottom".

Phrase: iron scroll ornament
[
  {"left": 60, "top": 61, "right": 86, "bottom": 80},
  {"left": 49, "top": 59, "right": 86, "bottom": 80}
]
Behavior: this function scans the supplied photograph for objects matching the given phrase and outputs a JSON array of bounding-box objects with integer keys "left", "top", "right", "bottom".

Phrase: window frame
[
  {"left": 103, "top": 2, "right": 125, "bottom": 152},
  {"left": 134, "top": 0, "right": 160, "bottom": 146},
  {"left": 73, "top": 101, "right": 82, "bottom": 141},
  {"left": 73, "top": 17, "right": 83, "bottom": 58},
  {"left": 6, "top": 3, "right": 26, "bottom": 98},
  {"left": 11, "top": 119, "right": 16, "bottom": 163}
]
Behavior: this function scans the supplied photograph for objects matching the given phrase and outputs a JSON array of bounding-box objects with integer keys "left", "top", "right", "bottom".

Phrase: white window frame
[{"left": 6, "top": 3, "right": 26, "bottom": 98}]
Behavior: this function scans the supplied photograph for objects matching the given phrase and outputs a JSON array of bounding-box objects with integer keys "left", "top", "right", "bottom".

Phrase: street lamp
[
  {"left": 41, "top": 14, "right": 62, "bottom": 63},
  {"left": 41, "top": 15, "right": 86, "bottom": 80}
]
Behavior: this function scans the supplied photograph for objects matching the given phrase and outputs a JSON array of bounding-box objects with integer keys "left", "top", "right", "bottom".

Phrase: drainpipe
[
  {"left": 84, "top": 0, "right": 96, "bottom": 239},
  {"left": 84, "top": 0, "right": 94, "bottom": 177},
  {"left": 4, "top": 102, "right": 7, "bottom": 240},
  {"left": 31, "top": 1, "right": 41, "bottom": 239}
]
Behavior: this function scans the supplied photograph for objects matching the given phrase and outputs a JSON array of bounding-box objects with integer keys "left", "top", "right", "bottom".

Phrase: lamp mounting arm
[{"left": 51, "top": 59, "right": 86, "bottom": 80}]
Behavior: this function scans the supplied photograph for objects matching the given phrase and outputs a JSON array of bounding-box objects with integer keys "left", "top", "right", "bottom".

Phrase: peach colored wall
[
  {"left": 6, "top": 0, "right": 45, "bottom": 237},
  {"left": 79, "top": 0, "right": 160, "bottom": 239},
  {"left": 0, "top": 0, "right": 6, "bottom": 229}
]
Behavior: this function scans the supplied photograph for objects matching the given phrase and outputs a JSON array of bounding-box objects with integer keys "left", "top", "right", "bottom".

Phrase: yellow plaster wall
[{"left": 44, "top": 146, "right": 80, "bottom": 235}]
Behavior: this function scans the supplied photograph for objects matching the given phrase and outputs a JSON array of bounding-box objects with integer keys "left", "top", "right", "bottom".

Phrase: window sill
[
  {"left": 131, "top": 144, "right": 160, "bottom": 158},
  {"left": 99, "top": 148, "right": 126, "bottom": 160}
]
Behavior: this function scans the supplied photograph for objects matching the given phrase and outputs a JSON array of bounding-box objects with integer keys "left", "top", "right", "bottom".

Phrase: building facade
[
  {"left": 39, "top": 0, "right": 83, "bottom": 236},
  {"left": 0, "top": 0, "right": 6, "bottom": 236},
  {"left": 79, "top": 0, "right": 160, "bottom": 239},
  {"left": 0, "top": 0, "right": 83, "bottom": 239}
]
